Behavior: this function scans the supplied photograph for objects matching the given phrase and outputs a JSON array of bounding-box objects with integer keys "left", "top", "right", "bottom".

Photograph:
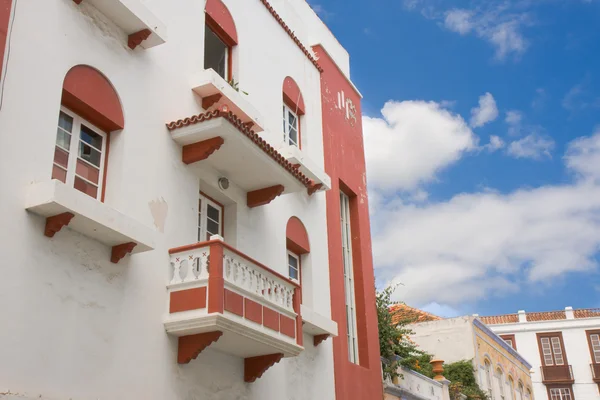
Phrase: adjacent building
[
  {"left": 393, "top": 305, "right": 535, "bottom": 400},
  {"left": 0, "top": 0, "right": 381, "bottom": 399},
  {"left": 482, "top": 307, "right": 600, "bottom": 400}
]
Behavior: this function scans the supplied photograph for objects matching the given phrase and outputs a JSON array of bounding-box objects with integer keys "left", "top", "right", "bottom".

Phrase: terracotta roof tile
[
  {"left": 574, "top": 308, "right": 600, "bottom": 319},
  {"left": 388, "top": 303, "right": 442, "bottom": 325},
  {"left": 481, "top": 308, "right": 600, "bottom": 324},
  {"left": 166, "top": 109, "right": 313, "bottom": 188}
]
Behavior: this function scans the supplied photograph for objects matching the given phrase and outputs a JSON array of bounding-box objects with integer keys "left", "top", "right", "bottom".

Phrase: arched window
[
  {"left": 484, "top": 360, "right": 493, "bottom": 397},
  {"left": 282, "top": 77, "right": 305, "bottom": 148},
  {"left": 495, "top": 368, "right": 505, "bottom": 397},
  {"left": 508, "top": 376, "right": 515, "bottom": 400},
  {"left": 204, "top": 0, "right": 238, "bottom": 81},
  {"left": 517, "top": 382, "right": 524, "bottom": 400},
  {"left": 286, "top": 216, "right": 310, "bottom": 284},
  {"left": 526, "top": 388, "right": 532, "bottom": 399},
  {"left": 52, "top": 65, "right": 123, "bottom": 201}
]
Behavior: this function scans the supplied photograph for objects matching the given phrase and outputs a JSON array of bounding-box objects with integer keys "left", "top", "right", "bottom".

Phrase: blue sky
[{"left": 309, "top": 0, "right": 600, "bottom": 317}]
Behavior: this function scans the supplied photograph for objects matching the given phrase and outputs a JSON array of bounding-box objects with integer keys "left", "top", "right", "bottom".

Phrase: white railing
[
  {"left": 223, "top": 248, "right": 295, "bottom": 314},
  {"left": 170, "top": 245, "right": 210, "bottom": 286}
]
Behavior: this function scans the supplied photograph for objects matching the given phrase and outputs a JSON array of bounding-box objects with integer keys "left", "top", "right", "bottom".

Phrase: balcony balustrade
[
  {"left": 540, "top": 365, "right": 574, "bottom": 384},
  {"left": 164, "top": 236, "right": 303, "bottom": 382}
]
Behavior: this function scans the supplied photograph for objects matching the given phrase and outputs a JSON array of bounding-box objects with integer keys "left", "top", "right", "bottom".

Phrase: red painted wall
[
  {"left": 315, "top": 45, "right": 383, "bottom": 400},
  {"left": 0, "top": 0, "right": 12, "bottom": 81}
]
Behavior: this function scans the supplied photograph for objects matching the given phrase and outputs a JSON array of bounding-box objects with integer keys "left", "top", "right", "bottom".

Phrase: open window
[
  {"left": 52, "top": 65, "right": 124, "bottom": 202},
  {"left": 204, "top": 0, "right": 238, "bottom": 81},
  {"left": 198, "top": 192, "right": 224, "bottom": 241},
  {"left": 282, "top": 77, "right": 305, "bottom": 148},
  {"left": 287, "top": 250, "right": 300, "bottom": 282}
]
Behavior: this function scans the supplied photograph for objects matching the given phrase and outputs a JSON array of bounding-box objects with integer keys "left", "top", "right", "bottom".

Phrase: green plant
[
  {"left": 228, "top": 78, "right": 248, "bottom": 95},
  {"left": 377, "top": 285, "right": 428, "bottom": 381},
  {"left": 443, "top": 360, "right": 490, "bottom": 400}
]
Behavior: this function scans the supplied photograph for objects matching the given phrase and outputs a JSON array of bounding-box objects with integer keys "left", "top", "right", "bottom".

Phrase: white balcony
[
  {"left": 191, "top": 69, "right": 264, "bottom": 132},
  {"left": 164, "top": 238, "right": 303, "bottom": 382},
  {"left": 167, "top": 110, "right": 315, "bottom": 207},
  {"left": 25, "top": 180, "right": 155, "bottom": 263},
  {"left": 74, "top": 0, "right": 167, "bottom": 49}
]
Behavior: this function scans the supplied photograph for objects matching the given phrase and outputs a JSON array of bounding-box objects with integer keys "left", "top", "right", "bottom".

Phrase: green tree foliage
[
  {"left": 443, "top": 360, "right": 490, "bottom": 400},
  {"left": 377, "top": 285, "right": 428, "bottom": 380}
]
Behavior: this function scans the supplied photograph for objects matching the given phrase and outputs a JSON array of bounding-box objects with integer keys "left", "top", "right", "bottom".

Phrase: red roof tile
[
  {"left": 481, "top": 308, "right": 600, "bottom": 325},
  {"left": 388, "top": 303, "right": 442, "bottom": 325},
  {"left": 166, "top": 109, "right": 313, "bottom": 188}
]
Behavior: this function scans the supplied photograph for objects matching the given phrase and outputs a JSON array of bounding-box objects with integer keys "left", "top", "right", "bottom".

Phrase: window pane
[
  {"left": 288, "top": 126, "right": 298, "bottom": 145},
  {"left": 74, "top": 176, "right": 98, "bottom": 198},
  {"left": 58, "top": 112, "right": 73, "bottom": 132},
  {"left": 283, "top": 106, "right": 287, "bottom": 133},
  {"left": 80, "top": 125, "right": 103, "bottom": 150},
  {"left": 79, "top": 142, "right": 102, "bottom": 167},
  {"left": 288, "top": 111, "right": 297, "bottom": 129},
  {"left": 52, "top": 165, "right": 67, "bottom": 183},
  {"left": 288, "top": 254, "right": 298, "bottom": 269},
  {"left": 207, "top": 219, "right": 219, "bottom": 236},
  {"left": 207, "top": 204, "right": 220, "bottom": 221},
  {"left": 289, "top": 266, "right": 298, "bottom": 280},
  {"left": 56, "top": 128, "right": 71, "bottom": 150},
  {"left": 204, "top": 26, "right": 228, "bottom": 79},
  {"left": 54, "top": 147, "right": 69, "bottom": 168},
  {"left": 76, "top": 159, "right": 100, "bottom": 184}
]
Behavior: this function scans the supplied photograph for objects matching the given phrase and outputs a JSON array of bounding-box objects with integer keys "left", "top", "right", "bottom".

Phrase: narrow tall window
[
  {"left": 587, "top": 331, "right": 600, "bottom": 363},
  {"left": 204, "top": 25, "right": 229, "bottom": 80},
  {"left": 540, "top": 336, "right": 565, "bottom": 366},
  {"left": 283, "top": 104, "right": 299, "bottom": 147},
  {"left": 517, "top": 382, "right": 524, "bottom": 400},
  {"left": 198, "top": 192, "right": 223, "bottom": 241},
  {"left": 549, "top": 388, "right": 572, "bottom": 400},
  {"left": 52, "top": 108, "right": 107, "bottom": 200},
  {"left": 508, "top": 377, "right": 515, "bottom": 400},
  {"left": 288, "top": 251, "right": 300, "bottom": 282},
  {"left": 340, "top": 192, "right": 358, "bottom": 364},
  {"left": 496, "top": 369, "right": 505, "bottom": 398}
]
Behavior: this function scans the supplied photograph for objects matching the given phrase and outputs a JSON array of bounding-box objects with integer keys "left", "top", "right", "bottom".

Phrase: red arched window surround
[
  {"left": 205, "top": 0, "right": 238, "bottom": 81},
  {"left": 57, "top": 65, "right": 124, "bottom": 202},
  {"left": 282, "top": 77, "right": 305, "bottom": 148},
  {"left": 286, "top": 216, "right": 309, "bottom": 346}
]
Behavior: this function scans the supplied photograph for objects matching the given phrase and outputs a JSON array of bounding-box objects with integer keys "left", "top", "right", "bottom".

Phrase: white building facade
[
  {"left": 482, "top": 307, "right": 600, "bottom": 400},
  {"left": 0, "top": 0, "right": 383, "bottom": 399}
]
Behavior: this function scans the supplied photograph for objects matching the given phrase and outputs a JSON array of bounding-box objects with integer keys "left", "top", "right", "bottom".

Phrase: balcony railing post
[
  {"left": 293, "top": 287, "right": 302, "bottom": 346},
  {"left": 208, "top": 238, "right": 224, "bottom": 313}
]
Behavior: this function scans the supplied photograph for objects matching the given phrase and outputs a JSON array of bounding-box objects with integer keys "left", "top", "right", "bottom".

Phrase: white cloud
[
  {"left": 420, "top": 302, "right": 463, "bottom": 318},
  {"left": 484, "top": 135, "right": 505, "bottom": 152},
  {"left": 505, "top": 110, "right": 523, "bottom": 136},
  {"left": 363, "top": 100, "right": 477, "bottom": 192},
  {"left": 507, "top": 133, "right": 555, "bottom": 160},
  {"left": 444, "top": 9, "right": 473, "bottom": 34},
  {"left": 562, "top": 79, "right": 600, "bottom": 112},
  {"left": 366, "top": 99, "right": 600, "bottom": 306},
  {"left": 470, "top": 92, "right": 499, "bottom": 128}
]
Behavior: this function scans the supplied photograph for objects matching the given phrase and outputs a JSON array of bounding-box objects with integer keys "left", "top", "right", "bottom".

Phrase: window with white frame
[
  {"left": 540, "top": 336, "right": 565, "bottom": 366},
  {"left": 340, "top": 191, "right": 359, "bottom": 364},
  {"left": 283, "top": 104, "right": 299, "bottom": 147},
  {"left": 496, "top": 369, "right": 505, "bottom": 398},
  {"left": 198, "top": 192, "right": 223, "bottom": 241},
  {"left": 52, "top": 108, "right": 107, "bottom": 200},
  {"left": 549, "top": 388, "right": 572, "bottom": 400},
  {"left": 508, "top": 378, "right": 516, "bottom": 400},
  {"left": 517, "top": 382, "right": 524, "bottom": 400},
  {"left": 288, "top": 251, "right": 300, "bottom": 282},
  {"left": 589, "top": 332, "right": 600, "bottom": 363}
]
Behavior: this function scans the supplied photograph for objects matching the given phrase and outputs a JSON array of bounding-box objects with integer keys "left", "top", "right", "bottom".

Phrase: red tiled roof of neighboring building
[
  {"left": 388, "top": 303, "right": 442, "bottom": 325},
  {"left": 166, "top": 109, "right": 313, "bottom": 188},
  {"left": 480, "top": 308, "right": 600, "bottom": 325}
]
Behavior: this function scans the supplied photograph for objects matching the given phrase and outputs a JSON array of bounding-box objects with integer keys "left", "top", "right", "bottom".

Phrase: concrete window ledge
[
  {"left": 278, "top": 145, "right": 331, "bottom": 193},
  {"left": 25, "top": 180, "right": 155, "bottom": 263},
  {"left": 73, "top": 0, "right": 167, "bottom": 49},
  {"left": 301, "top": 304, "right": 338, "bottom": 339}
]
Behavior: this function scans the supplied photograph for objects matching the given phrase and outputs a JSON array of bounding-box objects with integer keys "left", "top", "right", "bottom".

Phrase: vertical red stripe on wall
[
  {"left": 0, "top": 0, "right": 13, "bottom": 81},
  {"left": 314, "top": 44, "right": 383, "bottom": 400}
]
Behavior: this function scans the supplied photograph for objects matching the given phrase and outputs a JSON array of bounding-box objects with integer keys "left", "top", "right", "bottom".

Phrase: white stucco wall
[
  {"left": 490, "top": 315, "right": 600, "bottom": 400},
  {"left": 409, "top": 317, "right": 477, "bottom": 365},
  {"left": 0, "top": 0, "right": 351, "bottom": 399}
]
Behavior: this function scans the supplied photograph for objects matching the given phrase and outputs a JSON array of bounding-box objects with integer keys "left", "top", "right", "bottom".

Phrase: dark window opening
[{"left": 204, "top": 25, "right": 229, "bottom": 80}]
